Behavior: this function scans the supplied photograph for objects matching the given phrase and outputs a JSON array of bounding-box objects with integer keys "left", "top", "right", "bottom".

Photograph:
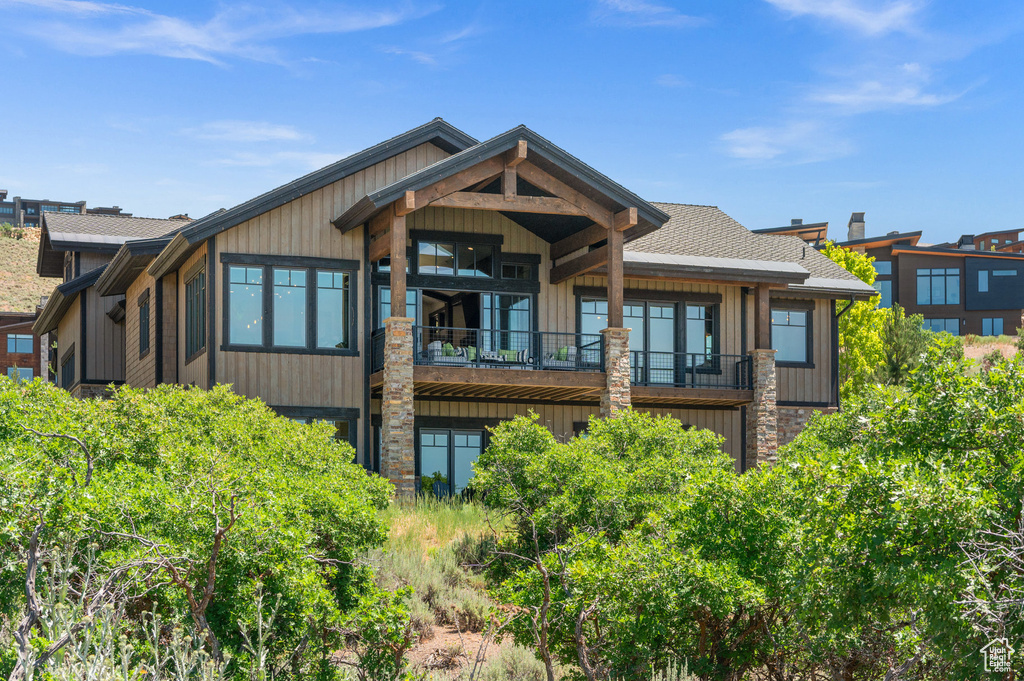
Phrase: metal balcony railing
[{"left": 629, "top": 351, "right": 753, "bottom": 390}]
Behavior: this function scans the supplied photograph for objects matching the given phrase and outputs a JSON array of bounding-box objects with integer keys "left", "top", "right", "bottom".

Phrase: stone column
[
  {"left": 745, "top": 348, "right": 778, "bottom": 470},
  {"left": 600, "top": 327, "right": 631, "bottom": 417},
  {"left": 381, "top": 316, "right": 415, "bottom": 497}
]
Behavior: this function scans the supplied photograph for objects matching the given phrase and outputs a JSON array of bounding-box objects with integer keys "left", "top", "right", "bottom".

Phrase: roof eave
[
  {"left": 147, "top": 233, "right": 193, "bottom": 280},
  {"left": 618, "top": 261, "right": 808, "bottom": 286},
  {"left": 33, "top": 288, "right": 69, "bottom": 335}
]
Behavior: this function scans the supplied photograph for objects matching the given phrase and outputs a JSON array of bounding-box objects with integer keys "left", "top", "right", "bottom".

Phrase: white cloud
[
  {"left": 764, "top": 0, "right": 920, "bottom": 35},
  {"left": 720, "top": 120, "right": 854, "bottom": 163},
  {"left": 380, "top": 46, "right": 438, "bottom": 66},
  {"left": 183, "top": 121, "right": 310, "bottom": 143},
  {"left": 591, "top": 0, "right": 703, "bottom": 28},
  {"left": 655, "top": 73, "right": 689, "bottom": 88},
  {"left": 0, "top": 0, "right": 434, "bottom": 64},
  {"left": 809, "top": 63, "right": 966, "bottom": 113},
  {"left": 209, "top": 151, "right": 343, "bottom": 170}
]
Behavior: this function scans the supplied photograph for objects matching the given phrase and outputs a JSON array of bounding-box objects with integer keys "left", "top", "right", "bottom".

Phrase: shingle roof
[
  {"left": 44, "top": 213, "right": 189, "bottom": 249},
  {"left": 633, "top": 203, "right": 875, "bottom": 297}
]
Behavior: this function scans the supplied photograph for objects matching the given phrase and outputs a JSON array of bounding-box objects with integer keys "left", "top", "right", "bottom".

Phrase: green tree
[
  {"left": 876, "top": 302, "right": 929, "bottom": 385},
  {"left": 820, "top": 241, "right": 885, "bottom": 397}
]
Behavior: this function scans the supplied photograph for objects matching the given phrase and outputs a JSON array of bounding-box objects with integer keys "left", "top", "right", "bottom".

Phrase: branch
[
  {"left": 8, "top": 520, "right": 44, "bottom": 681},
  {"left": 20, "top": 425, "right": 94, "bottom": 487}
]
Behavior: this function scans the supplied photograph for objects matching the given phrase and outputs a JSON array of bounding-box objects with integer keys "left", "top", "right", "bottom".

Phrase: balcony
[{"left": 630, "top": 351, "right": 753, "bottom": 406}]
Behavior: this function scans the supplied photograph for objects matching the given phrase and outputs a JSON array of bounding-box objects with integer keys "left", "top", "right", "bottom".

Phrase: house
[
  {"left": 0, "top": 189, "right": 131, "bottom": 230},
  {"left": 752, "top": 218, "right": 829, "bottom": 246},
  {"left": 833, "top": 213, "right": 1024, "bottom": 336},
  {"left": 1, "top": 311, "right": 47, "bottom": 382},
  {"left": 33, "top": 119, "right": 874, "bottom": 495}
]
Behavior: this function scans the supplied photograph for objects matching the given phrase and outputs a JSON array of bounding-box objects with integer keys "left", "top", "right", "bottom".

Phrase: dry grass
[
  {"left": 382, "top": 495, "right": 498, "bottom": 558},
  {"left": 0, "top": 233, "right": 59, "bottom": 312}
]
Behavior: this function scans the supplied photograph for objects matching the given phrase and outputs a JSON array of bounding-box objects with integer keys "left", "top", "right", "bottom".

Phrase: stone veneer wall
[
  {"left": 600, "top": 327, "right": 631, "bottom": 417},
  {"left": 745, "top": 348, "right": 778, "bottom": 470},
  {"left": 381, "top": 317, "right": 415, "bottom": 497},
  {"left": 777, "top": 405, "right": 837, "bottom": 447},
  {"left": 70, "top": 384, "right": 115, "bottom": 399}
]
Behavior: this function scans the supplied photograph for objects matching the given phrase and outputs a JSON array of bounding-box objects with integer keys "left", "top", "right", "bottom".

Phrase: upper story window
[
  {"left": 185, "top": 266, "right": 207, "bottom": 360},
  {"left": 224, "top": 256, "right": 357, "bottom": 355},
  {"left": 916, "top": 268, "right": 960, "bottom": 305},
  {"left": 418, "top": 242, "right": 455, "bottom": 275},
  {"left": 59, "top": 205, "right": 79, "bottom": 213},
  {"left": 138, "top": 294, "right": 151, "bottom": 358},
  {"left": 7, "top": 334, "right": 33, "bottom": 354},
  {"left": 772, "top": 307, "right": 811, "bottom": 365},
  {"left": 378, "top": 287, "right": 419, "bottom": 328},
  {"left": 0, "top": 205, "right": 13, "bottom": 215},
  {"left": 23, "top": 206, "right": 37, "bottom": 216},
  {"left": 418, "top": 240, "right": 493, "bottom": 278},
  {"left": 874, "top": 260, "right": 892, "bottom": 276}
]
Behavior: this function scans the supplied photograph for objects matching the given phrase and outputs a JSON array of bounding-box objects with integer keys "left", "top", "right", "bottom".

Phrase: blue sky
[{"left": 2, "top": 0, "right": 1023, "bottom": 244}]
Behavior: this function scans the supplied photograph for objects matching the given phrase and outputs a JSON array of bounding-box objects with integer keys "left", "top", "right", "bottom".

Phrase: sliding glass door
[{"left": 419, "top": 429, "right": 485, "bottom": 497}]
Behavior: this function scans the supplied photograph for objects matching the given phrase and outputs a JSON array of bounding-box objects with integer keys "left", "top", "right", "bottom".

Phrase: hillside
[{"left": 0, "top": 230, "right": 60, "bottom": 313}]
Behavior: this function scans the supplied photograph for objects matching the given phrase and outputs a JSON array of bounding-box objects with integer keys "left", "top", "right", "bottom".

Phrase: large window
[
  {"left": 982, "top": 317, "right": 1004, "bottom": 336},
  {"left": 873, "top": 280, "right": 892, "bottom": 308},
  {"left": 7, "top": 367, "right": 33, "bottom": 382},
  {"left": 916, "top": 268, "right": 960, "bottom": 305},
  {"left": 224, "top": 258, "right": 356, "bottom": 354},
  {"left": 7, "top": 334, "right": 32, "bottom": 354},
  {"left": 419, "top": 429, "right": 485, "bottom": 497},
  {"left": 923, "top": 318, "right": 959, "bottom": 335},
  {"left": 874, "top": 260, "right": 892, "bottom": 276},
  {"left": 138, "top": 294, "right": 151, "bottom": 357},
  {"left": 772, "top": 308, "right": 811, "bottom": 365},
  {"left": 185, "top": 266, "right": 206, "bottom": 360}
]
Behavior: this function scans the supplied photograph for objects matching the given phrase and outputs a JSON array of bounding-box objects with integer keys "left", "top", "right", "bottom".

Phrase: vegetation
[{"left": 0, "top": 229, "right": 59, "bottom": 312}]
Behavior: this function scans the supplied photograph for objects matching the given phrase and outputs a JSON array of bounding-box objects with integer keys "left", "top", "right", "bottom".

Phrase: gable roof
[
  {"left": 147, "top": 118, "right": 477, "bottom": 279},
  {"left": 832, "top": 231, "right": 922, "bottom": 249},
  {"left": 95, "top": 235, "right": 175, "bottom": 296},
  {"left": 33, "top": 264, "right": 108, "bottom": 335},
  {"left": 332, "top": 125, "right": 671, "bottom": 243},
  {"left": 632, "top": 203, "right": 876, "bottom": 298}
]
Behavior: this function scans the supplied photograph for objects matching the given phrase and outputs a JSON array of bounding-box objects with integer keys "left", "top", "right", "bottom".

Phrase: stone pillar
[
  {"left": 745, "top": 348, "right": 778, "bottom": 470},
  {"left": 381, "top": 316, "right": 415, "bottom": 497},
  {"left": 600, "top": 327, "right": 631, "bottom": 417}
]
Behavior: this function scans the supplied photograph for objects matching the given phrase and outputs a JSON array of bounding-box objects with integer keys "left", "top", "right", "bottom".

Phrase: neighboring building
[
  {"left": 752, "top": 218, "right": 829, "bottom": 245},
  {"left": 33, "top": 119, "right": 874, "bottom": 494},
  {"left": 0, "top": 189, "right": 131, "bottom": 230},
  {"left": 1, "top": 311, "right": 47, "bottom": 382},
  {"left": 833, "top": 213, "right": 1024, "bottom": 336}
]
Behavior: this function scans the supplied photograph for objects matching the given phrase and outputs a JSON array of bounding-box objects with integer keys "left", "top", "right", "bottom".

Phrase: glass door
[
  {"left": 419, "top": 428, "right": 486, "bottom": 497},
  {"left": 647, "top": 303, "right": 676, "bottom": 384}
]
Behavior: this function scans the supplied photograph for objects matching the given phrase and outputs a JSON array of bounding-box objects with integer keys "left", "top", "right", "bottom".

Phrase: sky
[{"left": 2, "top": 0, "right": 1023, "bottom": 245}]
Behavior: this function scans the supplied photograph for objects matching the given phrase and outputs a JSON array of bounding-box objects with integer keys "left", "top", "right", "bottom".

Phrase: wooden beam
[
  {"left": 505, "top": 140, "right": 528, "bottom": 167},
  {"left": 413, "top": 156, "right": 504, "bottom": 207},
  {"left": 390, "top": 206, "right": 407, "bottom": 318},
  {"left": 503, "top": 165, "right": 517, "bottom": 202},
  {"left": 753, "top": 284, "right": 771, "bottom": 350},
  {"left": 607, "top": 226, "right": 624, "bottom": 328},
  {"left": 395, "top": 190, "right": 416, "bottom": 217},
  {"left": 368, "top": 233, "right": 391, "bottom": 263},
  {"left": 549, "top": 245, "right": 608, "bottom": 285},
  {"left": 613, "top": 207, "right": 638, "bottom": 232},
  {"left": 550, "top": 223, "right": 608, "bottom": 260},
  {"left": 517, "top": 161, "right": 613, "bottom": 228},
  {"left": 428, "top": 192, "right": 589, "bottom": 217},
  {"left": 368, "top": 209, "right": 390, "bottom": 238}
]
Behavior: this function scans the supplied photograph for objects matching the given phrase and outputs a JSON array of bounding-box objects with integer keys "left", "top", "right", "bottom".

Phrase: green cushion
[
  {"left": 499, "top": 349, "right": 517, "bottom": 361},
  {"left": 555, "top": 346, "right": 569, "bottom": 361},
  {"left": 442, "top": 342, "right": 456, "bottom": 357},
  {"left": 467, "top": 346, "right": 477, "bottom": 361}
]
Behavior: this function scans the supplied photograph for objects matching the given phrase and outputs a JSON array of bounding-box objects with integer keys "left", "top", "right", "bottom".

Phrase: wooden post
[
  {"left": 607, "top": 226, "right": 624, "bottom": 328},
  {"left": 753, "top": 285, "right": 771, "bottom": 349},
  {"left": 389, "top": 206, "right": 407, "bottom": 318}
]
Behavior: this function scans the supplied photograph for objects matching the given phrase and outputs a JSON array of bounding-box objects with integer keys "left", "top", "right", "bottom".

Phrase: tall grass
[{"left": 381, "top": 496, "right": 496, "bottom": 557}]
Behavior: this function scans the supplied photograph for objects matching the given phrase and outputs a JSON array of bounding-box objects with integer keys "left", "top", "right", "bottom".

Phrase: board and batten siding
[
  {"left": 162, "top": 273, "right": 178, "bottom": 385},
  {"left": 80, "top": 252, "right": 110, "bottom": 276},
  {"left": 125, "top": 274, "right": 157, "bottom": 388},
  {"left": 56, "top": 295, "right": 80, "bottom": 387},
  {"left": 177, "top": 242, "right": 209, "bottom": 388},
  {"left": 84, "top": 287, "right": 125, "bottom": 383},
  {"left": 210, "top": 141, "right": 451, "bottom": 462},
  {"left": 751, "top": 297, "right": 834, "bottom": 406}
]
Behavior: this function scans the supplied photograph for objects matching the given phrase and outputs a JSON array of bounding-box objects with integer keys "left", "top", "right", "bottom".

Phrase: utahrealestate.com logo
[{"left": 982, "top": 638, "right": 1015, "bottom": 673}]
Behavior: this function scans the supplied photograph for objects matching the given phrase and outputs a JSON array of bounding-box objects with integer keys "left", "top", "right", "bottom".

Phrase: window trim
[
  {"left": 7, "top": 333, "right": 34, "bottom": 355},
  {"left": 915, "top": 267, "right": 961, "bottom": 306},
  {"left": 138, "top": 289, "right": 151, "bottom": 359},
  {"left": 770, "top": 301, "right": 815, "bottom": 368},
  {"left": 184, "top": 259, "right": 207, "bottom": 364},
  {"left": 220, "top": 253, "right": 360, "bottom": 357}
]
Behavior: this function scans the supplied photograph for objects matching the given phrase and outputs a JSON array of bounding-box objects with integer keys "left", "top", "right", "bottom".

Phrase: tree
[
  {"left": 876, "top": 302, "right": 929, "bottom": 385},
  {"left": 820, "top": 242, "right": 885, "bottom": 397}
]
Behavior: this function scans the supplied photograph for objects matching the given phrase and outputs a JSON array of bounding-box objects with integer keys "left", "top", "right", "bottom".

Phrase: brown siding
[
  {"left": 125, "top": 274, "right": 157, "bottom": 388},
  {"left": 1, "top": 314, "right": 44, "bottom": 381},
  {"left": 162, "top": 274, "right": 178, "bottom": 384},
  {"left": 80, "top": 252, "right": 111, "bottom": 275},
  {"left": 773, "top": 298, "right": 833, "bottom": 405},
  {"left": 84, "top": 287, "right": 125, "bottom": 383},
  {"left": 56, "top": 296, "right": 80, "bottom": 387},
  {"left": 178, "top": 243, "right": 208, "bottom": 387}
]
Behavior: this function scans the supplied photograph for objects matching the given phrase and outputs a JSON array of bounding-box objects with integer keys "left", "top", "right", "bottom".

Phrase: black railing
[
  {"left": 629, "top": 351, "right": 753, "bottom": 390},
  {"left": 371, "top": 326, "right": 604, "bottom": 372}
]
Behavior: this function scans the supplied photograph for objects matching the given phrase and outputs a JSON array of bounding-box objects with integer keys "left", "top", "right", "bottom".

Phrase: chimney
[
  {"left": 791, "top": 218, "right": 803, "bottom": 226},
  {"left": 847, "top": 212, "right": 865, "bottom": 241}
]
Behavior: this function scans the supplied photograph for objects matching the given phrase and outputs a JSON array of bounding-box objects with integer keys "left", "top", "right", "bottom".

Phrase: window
[
  {"left": 772, "top": 308, "right": 811, "bottom": 364},
  {"left": 923, "top": 318, "right": 959, "bottom": 335},
  {"left": 228, "top": 266, "right": 263, "bottom": 345},
  {"left": 138, "top": 295, "right": 150, "bottom": 357},
  {"left": 418, "top": 239, "right": 495, "bottom": 278},
  {"left": 874, "top": 260, "right": 892, "bottom": 276},
  {"left": 418, "top": 242, "right": 455, "bottom": 275},
  {"left": 502, "top": 263, "right": 532, "bottom": 280},
  {"left": 273, "top": 268, "right": 306, "bottom": 347},
  {"left": 916, "top": 268, "right": 960, "bottom": 305},
  {"left": 685, "top": 304, "right": 715, "bottom": 358},
  {"left": 873, "top": 280, "right": 892, "bottom": 308},
  {"left": 979, "top": 270, "right": 989, "bottom": 293},
  {"left": 7, "top": 334, "right": 33, "bottom": 354},
  {"left": 456, "top": 244, "right": 493, "bottom": 277},
  {"left": 59, "top": 205, "right": 79, "bottom": 213},
  {"left": 419, "top": 429, "right": 485, "bottom": 497},
  {"left": 61, "top": 350, "right": 75, "bottom": 388},
  {"left": 482, "top": 293, "right": 532, "bottom": 352},
  {"left": 41, "top": 204, "right": 61, "bottom": 213},
  {"left": 982, "top": 318, "right": 1005, "bottom": 336},
  {"left": 378, "top": 287, "right": 419, "bottom": 327},
  {"left": 224, "top": 258, "right": 357, "bottom": 354},
  {"left": 185, "top": 267, "right": 207, "bottom": 359},
  {"left": 317, "top": 271, "right": 351, "bottom": 349},
  {"left": 7, "top": 367, "right": 33, "bottom": 382},
  {"left": 23, "top": 206, "right": 37, "bottom": 215},
  {"left": 0, "top": 206, "right": 12, "bottom": 215},
  {"left": 994, "top": 269, "right": 1017, "bottom": 277}
]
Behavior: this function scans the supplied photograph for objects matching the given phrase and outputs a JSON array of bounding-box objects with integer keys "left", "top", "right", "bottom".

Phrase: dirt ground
[
  {"left": 407, "top": 623, "right": 508, "bottom": 678},
  {"left": 963, "top": 340, "right": 1016, "bottom": 361}
]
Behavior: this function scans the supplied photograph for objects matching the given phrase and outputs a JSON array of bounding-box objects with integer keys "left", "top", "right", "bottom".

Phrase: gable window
[
  {"left": 185, "top": 265, "right": 207, "bottom": 360},
  {"left": 982, "top": 317, "right": 1004, "bottom": 336},
  {"left": 222, "top": 255, "right": 358, "bottom": 355},
  {"left": 138, "top": 292, "right": 151, "bottom": 358},
  {"left": 7, "top": 334, "right": 33, "bottom": 354},
  {"left": 916, "top": 268, "right": 960, "bottom": 305},
  {"left": 771, "top": 307, "right": 812, "bottom": 365}
]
